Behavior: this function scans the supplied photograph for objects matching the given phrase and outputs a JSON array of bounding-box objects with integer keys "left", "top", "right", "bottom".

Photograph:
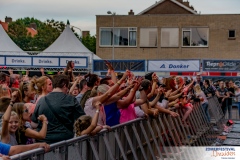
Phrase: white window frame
[
  {"left": 161, "top": 27, "right": 179, "bottom": 47},
  {"left": 182, "top": 27, "right": 209, "bottom": 48},
  {"left": 99, "top": 27, "right": 137, "bottom": 47}
]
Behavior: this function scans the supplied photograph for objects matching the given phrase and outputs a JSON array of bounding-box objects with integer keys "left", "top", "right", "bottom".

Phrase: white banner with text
[{"left": 148, "top": 60, "right": 200, "bottom": 72}]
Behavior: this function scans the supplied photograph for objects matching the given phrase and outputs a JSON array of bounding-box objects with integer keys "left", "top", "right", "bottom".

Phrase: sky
[{"left": 1, "top": 0, "right": 240, "bottom": 36}]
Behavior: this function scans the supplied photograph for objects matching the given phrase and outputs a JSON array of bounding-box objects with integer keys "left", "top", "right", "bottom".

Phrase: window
[
  {"left": 100, "top": 27, "right": 137, "bottom": 47},
  {"left": 182, "top": 27, "right": 209, "bottom": 47},
  {"left": 140, "top": 28, "right": 158, "bottom": 47},
  {"left": 161, "top": 28, "right": 179, "bottom": 47},
  {"left": 229, "top": 30, "right": 236, "bottom": 39}
]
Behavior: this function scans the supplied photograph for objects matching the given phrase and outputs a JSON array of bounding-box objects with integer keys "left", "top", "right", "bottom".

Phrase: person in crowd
[
  {"left": 11, "top": 103, "right": 48, "bottom": 144},
  {"left": 1, "top": 91, "right": 19, "bottom": 145},
  {"left": 19, "top": 82, "right": 35, "bottom": 103},
  {"left": 137, "top": 79, "right": 159, "bottom": 117},
  {"left": 194, "top": 74, "right": 203, "bottom": 87},
  {"left": 119, "top": 78, "right": 149, "bottom": 124},
  {"left": 84, "top": 70, "right": 129, "bottom": 126},
  {"left": 31, "top": 74, "right": 85, "bottom": 144},
  {"left": 178, "top": 95, "right": 193, "bottom": 122},
  {"left": 194, "top": 84, "right": 210, "bottom": 122},
  {"left": 75, "top": 79, "right": 88, "bottom": 103},
  {"left": 74, "top": 101, "right": 105, "bottom": 136},
  {"left": 10, "top": 88, "right": 22, "bottom": 103},
  {"left": 142, "top": 73, "right": 179, "bottom": 117},
  {"left": 202, "top": 79, "right": 216, "bottom": 97},
  {"left": 174, "top": 76, "right": 184, "bottom": 90},
  {"left": 0, "top": 72, "right": 10, "bottom": 87},
  {"left": 0, "top": 141, "right": 49, "bottom": 157},
  {"left": 0, "top": 97, "right": 11, "bottom": 139},
  {"left": 0, "top": 84, "right": 11, "bottom": 98},
  {"left": 226, "top": 80, "right": 235, "bottom": 119},
  {"left": 63, "top": 61, "right": 75, "bottom": 82},
  {"left": 30, "top": 76, "right": 53, "bottom": 104},
  {"left": 216, "top": 81, "right": 230, "bottom": 116},
  {"left": 183, "top": 77, "right": 190, "bottom": 86},
  {"left": 80, "top": 73, "right": 100, "bottom": 108},
  {"left": 69, "top": 76, "right": 82, "bottom": 97}
]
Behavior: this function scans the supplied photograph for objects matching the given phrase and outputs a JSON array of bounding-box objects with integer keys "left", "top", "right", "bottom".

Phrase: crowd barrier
[{"left": 10, "top": 96, "right": 225, "bottom": 160}]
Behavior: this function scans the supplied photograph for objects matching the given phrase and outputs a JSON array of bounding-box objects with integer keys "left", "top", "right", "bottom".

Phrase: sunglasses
[{"left": 23, "top": 108, "right": 29, "bottom": 113}]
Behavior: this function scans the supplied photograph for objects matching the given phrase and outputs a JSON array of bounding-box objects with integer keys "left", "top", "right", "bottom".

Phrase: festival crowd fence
[{"left": 10, "top": 96, "right": 228, "bottom": 160}]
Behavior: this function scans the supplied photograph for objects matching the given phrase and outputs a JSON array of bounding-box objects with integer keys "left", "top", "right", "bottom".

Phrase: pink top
[
  {"left": 84, "top": 97, "right": 106, "bottom": 126},
  {"left": 119, "top": 103, "right": 137, "bottom": 124}
]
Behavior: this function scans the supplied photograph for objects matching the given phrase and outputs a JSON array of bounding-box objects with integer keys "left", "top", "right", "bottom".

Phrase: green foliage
[
  {"left": 7, "top": 17, "right": 95, "bottom": 52},
  {"left": 81, "top": 34, "right": 96, "bottom": 54}
]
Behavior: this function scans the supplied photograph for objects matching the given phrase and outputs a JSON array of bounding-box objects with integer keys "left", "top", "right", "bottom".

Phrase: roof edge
[{"left": 137, "top": 0, "right": 198, "bottom": 15}]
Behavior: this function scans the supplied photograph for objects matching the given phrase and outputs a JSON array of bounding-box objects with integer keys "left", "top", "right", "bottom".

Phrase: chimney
[
  {"left": 176, "top": 0, "right": 183, "bottom": 3},
  {"left": 183, "top": 1, "right": 190, "bottom": 7},
  {"left": 5, "top": 16, "right": 12, "bottom": 23},
  {"left": 128, "top": 9, "right": 134, "bottom": 15},
  {"left": 30, "top": 23, "right": 37, "bottom": 30},
  {"left": 82, "top": 31, "right": 90, "bottom": 38}
]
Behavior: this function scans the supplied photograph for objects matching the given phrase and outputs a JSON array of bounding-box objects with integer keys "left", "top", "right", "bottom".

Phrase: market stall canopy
[
  {"left": 0, "top": 24, "right": 29, "bottom": 55},
  {"left": 40, "top": 24, "right": 101, "bottom": 60}
]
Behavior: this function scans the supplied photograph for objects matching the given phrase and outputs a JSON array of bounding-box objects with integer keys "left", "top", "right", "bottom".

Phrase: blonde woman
[{"left": 194, "top": 84, "right": 210, "bottom": 122}]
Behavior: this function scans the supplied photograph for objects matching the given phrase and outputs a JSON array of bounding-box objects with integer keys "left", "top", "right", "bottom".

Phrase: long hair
[
  {"left": 84, "top": 73, "right": 99, "bottom": 88},
  {"left": 19, "top": 82, "right": 29, "bottom": 100},
  {"left": 30, "top": 76, "right": 49, "bottom": 94},
  {"left": 74, "top": 115, "right": 92, "bottom": 136},
  {"left": 63, "top": 61, "right": 74, "bottom": 82},
  {"left": 12, "top": 103, "right": 26, "bottom": 133}
]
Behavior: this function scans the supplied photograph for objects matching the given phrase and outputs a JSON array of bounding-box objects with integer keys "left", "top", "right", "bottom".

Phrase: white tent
[
  {"left": 0, "top": 24, "right": 29, "bottom": 55},
  {"left": 40, "top": 24, "right": 101, "bottom": 60}
]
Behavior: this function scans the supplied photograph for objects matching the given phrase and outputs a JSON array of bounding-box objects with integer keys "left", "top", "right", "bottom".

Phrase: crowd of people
[{"left": 0, "top": 60, "right": 240, "bottom": 159}]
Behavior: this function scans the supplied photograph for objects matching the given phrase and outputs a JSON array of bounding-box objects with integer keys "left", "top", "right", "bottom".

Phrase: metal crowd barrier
[{"left": 10, "top": 96, "right": 224, "bottom": 160}]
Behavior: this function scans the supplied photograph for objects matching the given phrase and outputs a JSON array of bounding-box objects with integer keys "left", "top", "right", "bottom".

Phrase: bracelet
[
  {"left": 96, "top": 109, "right": 99, "bottom": 113},
  {"left": 9, "top": 102, "right": 14, "bottom": 107},
  {"left": 43, "top": 120, "right": 48, "bottom": 124}
]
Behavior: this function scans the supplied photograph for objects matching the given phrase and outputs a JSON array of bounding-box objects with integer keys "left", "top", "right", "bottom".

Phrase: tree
[
  {"left": 7, "top": 17, "right": 94, "bottom": 52},
  {"left": 7, "top": 19, "right": 33, "bottom": 51},
  {"left": 7, "top": 17, "right": 62, "bottom": 51},
  {"left": 81, "top": 34, "right": 96, "bottom": 54}
]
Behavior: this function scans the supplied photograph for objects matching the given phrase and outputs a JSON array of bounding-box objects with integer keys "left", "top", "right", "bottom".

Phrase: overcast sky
[{"left": 1, "top": 0, "right": 240, "bottom": 36}]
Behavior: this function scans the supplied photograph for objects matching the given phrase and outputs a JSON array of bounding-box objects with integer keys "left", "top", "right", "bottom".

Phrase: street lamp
[{"left": 107, "top": 11, "right": 116, "bottom": 60}]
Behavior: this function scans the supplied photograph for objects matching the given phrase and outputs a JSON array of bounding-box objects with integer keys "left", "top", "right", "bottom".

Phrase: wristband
[
  {"left": 117, "top": 81, "right": 121, "bottom": 85},
  {"left": 43, "top": 120, "right": 48, "bottom": 124},
  {"left": 9, "top": 102, "right": 14, "bottom": 107},
  {"left": 96, "top": 109, "right": 99, "bottom": 113}
]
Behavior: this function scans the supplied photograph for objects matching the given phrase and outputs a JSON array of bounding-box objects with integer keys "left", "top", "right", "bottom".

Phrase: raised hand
[
  {"left": 11, "top": 91, "right": 18, "bottom": 102},
  {"left": 104, "top": 60, "right": 114, "bottom": 71},
  {"left": 38, "top": 115, "right": 48, "bottom": 122},
  {"left": 122, "top": 70, "right": 130, "bottom": 80},
  {"left": 95, "top": 101, "right": 102, "bottom": 110}
]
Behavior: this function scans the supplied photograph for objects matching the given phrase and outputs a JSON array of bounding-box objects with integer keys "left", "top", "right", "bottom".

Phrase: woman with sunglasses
[{"left": 11, "top": 103, "right": 48, "bottom": 145}]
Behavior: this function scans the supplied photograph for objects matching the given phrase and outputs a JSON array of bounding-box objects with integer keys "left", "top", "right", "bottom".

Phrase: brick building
[{"left": 96, "top": 0, "right": 240, "bottom": 60}]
